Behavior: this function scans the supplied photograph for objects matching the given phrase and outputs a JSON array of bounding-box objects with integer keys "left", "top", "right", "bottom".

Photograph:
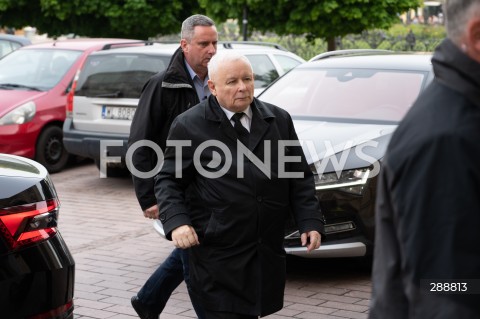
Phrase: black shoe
[{"left": 131, "top": 295, "right": 158, "bottom": 319}]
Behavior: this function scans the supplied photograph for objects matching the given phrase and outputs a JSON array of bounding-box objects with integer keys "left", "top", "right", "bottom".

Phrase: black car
[
  {"left": 258, "top": 51, "right": 435, "bottom": 258},
  {"left": 0, "top": 153, "right": 75, "bottom": 318}
]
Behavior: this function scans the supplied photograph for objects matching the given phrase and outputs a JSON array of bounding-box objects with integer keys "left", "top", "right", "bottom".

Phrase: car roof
[
  {"left": 85, "top": 41, "right": 306, "bottom": 61},
  {"left": 220, "top": 41, "right": 305, "bottom": 61},
  {"left": 86, "top": 42, "right": 177, "bottom": 56},
  {"left": 0, "top": 34, "right": 32, "bottom": 46},
  {"left": 301, "top": 53, "right": 433, "bottom": 72},
  {"left": 19, "top": 38, "right": 143, "bottom": 51}
]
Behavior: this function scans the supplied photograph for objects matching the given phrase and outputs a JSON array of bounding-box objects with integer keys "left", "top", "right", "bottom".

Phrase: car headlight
[
  {"left": 311, "top": 167, "right": 370, "bottom": 195},
  {"left": 0, "top": 101, "right": 36, "bottom": 125}
]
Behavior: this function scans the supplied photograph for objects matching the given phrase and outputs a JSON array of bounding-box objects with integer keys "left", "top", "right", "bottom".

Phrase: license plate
[{"left": 102, "top": 106, "right": 136, "bottom": 120}]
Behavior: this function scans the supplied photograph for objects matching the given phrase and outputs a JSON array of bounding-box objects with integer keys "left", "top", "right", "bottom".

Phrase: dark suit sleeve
[
  {"left": 284, "top": 112, "right": 325, "bottom": 236},
  {"left": 128, "top": 74, "right": 164, "bottom": 211},
  {"left": 154, "top": 116, "right": 195, "bottom": 240}
]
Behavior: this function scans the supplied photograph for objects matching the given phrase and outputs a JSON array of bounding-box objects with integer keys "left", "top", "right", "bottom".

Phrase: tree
[
  {"left": 199, "top": 0, "right": 422, "bottom": 50},
  {"left": 0, "top": 0, "right": 202, "bottom": 39}
]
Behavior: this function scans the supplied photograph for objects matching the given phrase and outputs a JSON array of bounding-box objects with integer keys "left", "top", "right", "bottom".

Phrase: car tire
[{"left": 35, "top": 125, "right": 69, "bottom": 173}]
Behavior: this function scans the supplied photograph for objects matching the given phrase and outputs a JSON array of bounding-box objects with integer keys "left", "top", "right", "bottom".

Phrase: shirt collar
[
  {"left": 220, "top": 105, "right": 253, "bottom": 121},
  {"left": 184, "top": 59, "right": 207, "bottom": 82}
]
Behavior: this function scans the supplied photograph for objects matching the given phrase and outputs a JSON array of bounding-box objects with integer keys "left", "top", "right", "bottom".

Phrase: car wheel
[{"left": 35, "top": 125, "right": 69, "bottom": 173}]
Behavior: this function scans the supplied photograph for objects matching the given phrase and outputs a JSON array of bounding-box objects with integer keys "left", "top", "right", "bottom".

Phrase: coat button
[
  {"left": 159, "top": 213, "right": 166, "bottom": 222},
  {"left": 256, "top": 196, "right": 262, "bottom": 202}
]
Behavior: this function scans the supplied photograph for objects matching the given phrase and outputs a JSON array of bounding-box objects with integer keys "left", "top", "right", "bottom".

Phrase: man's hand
[
  {"left": 301, "top": 231, "right": 322, "bottom": 253},
  {"left": 143, "top": 205, "right": 159, "bottom": 219},
  {"left": 172, "top": 225, "right": 199, "bottom": 249}
]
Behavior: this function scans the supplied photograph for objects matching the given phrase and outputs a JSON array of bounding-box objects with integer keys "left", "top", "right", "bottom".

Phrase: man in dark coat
[
  {"left": 155, "top": 51, "right": 325, "bottom": 318},
  {"left": 369, "top": 1, "right": 480, "bottom": 318},
  {"left": 128, "top": 14, "right": 217, "bottom": 319}
]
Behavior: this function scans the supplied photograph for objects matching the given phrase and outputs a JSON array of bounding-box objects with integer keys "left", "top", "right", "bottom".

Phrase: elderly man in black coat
[
  {"left": 154, "top": 51, "right": 325, "bottom": 318},
  {"left": 369, "top": 0, "right": 480, "bottom": 318}
]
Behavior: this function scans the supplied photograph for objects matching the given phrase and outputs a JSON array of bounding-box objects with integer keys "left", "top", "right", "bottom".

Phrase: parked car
[
  {"left": 0, "top": 38, "right": 141, "bottom": 173},
  {"left": 257, "top": 51, "right": 435, "bottom": 258},
  {"left": 0, "top": 34, "right": 31, "bottom": 58},
  {"left": 0, "top": 153, "right": 75, "bottom": 318},
  {"left": 63, "top": 41, "right": 305, "bottom": 176}
]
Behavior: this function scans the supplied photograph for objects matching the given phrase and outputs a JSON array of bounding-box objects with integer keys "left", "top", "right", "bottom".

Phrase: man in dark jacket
[
  {"left": 128, "top": 14, "right": 217, "bottom": 319},
  {"left": 369, "top": 1, "right": 480, "bottom": 318},
  {"left": 155, "top": 51, "right": 325, "bottom": 318}
]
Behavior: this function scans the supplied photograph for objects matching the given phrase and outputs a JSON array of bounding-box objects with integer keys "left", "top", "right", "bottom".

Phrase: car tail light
[
  {"left": 66, "top": 69, "right": 80, "bottom": 118},
  {"left": 27, "top": 300, "right": 74, "bottom": 319},
  {"left": 0, "top": 198, "right": 59, "bottom": 249}
]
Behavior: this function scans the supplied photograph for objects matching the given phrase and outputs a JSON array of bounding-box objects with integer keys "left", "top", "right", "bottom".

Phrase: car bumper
[
  {"left": 153, "top": 220, "right": 368, "bottom": 259},
  {"left": 63, "top": 117, "right": 129, "bottom": 162},
  {"left": 285, "top": 241, "right": 366, "bottom": 258},
  {"left": 0, "top": 123, "right": 37, "bottom": 158},
  {"left": 0, "top": 232, "right": 75, "bottom": 318}
]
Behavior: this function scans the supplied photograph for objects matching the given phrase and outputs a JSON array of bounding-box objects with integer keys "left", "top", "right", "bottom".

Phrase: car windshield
[
  {"left": 259, "top": 67, "right": 427, "bottom": 122},
  {"left": 0, "top": 49, "right": 81, "bottom": 91}
]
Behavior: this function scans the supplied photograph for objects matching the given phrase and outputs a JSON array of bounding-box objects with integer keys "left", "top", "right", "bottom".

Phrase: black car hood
[{"left": 293, "top": 117, "right": 396, "bottom": 173}]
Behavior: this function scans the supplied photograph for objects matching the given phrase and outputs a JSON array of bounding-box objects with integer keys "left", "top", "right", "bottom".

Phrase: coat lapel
[
  {"left": 205, "top": 96, "right": 238, "bottom": 144},
  {"left": 249, "top": 99, "right": 274, "bottom": 151},
  {"left": 204, "top": 96, "right": 276, "bottom": 150}
]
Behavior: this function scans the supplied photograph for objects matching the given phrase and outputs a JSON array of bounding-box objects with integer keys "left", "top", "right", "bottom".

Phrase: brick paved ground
[{"left": 51, "top": 162, "right": 372, "bottom": 319}]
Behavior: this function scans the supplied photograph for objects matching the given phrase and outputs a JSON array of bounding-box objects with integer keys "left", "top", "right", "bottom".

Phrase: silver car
[{"left": 63, "top": 41, "right": 305, "bottom": 176}]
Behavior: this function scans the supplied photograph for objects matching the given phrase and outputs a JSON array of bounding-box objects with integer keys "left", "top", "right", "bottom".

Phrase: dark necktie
[{"left": 231, "top": 112, "right": 249, "bottom": 146}]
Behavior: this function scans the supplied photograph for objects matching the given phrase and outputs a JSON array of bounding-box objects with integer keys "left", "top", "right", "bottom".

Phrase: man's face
[
  {"left": 182, "top": 26, "right": 218, "bottom": 75},
  {"left": 208, "top": 59, "right": 255, "bottom": 113}
]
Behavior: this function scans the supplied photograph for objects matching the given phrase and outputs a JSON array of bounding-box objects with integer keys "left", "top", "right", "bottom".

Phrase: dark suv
[
  {"left": 258, "top": 50, "right": 435, "bottom": 258},
  {"left": 0, "top": 153, "right": 75, "bottom": 318}
]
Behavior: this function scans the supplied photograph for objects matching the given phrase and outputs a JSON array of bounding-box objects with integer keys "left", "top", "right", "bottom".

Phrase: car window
[
  {"left": 75, "top": 54, "right": 170, "bottom": 98},
  {"left": 259, "top": 67, "right": 427, "bottom": 122},
  {"left": 274, "top": 54, "right": 303, "bottom": 73},
  {"left": 0, "top": 49, "right": 81, "bottom": 90},
  {"left": 245, "top": 54, "right": 279, "bottom": 89},
  {"left": 0, "top": 39, "right": 22, "bottom": 57}
]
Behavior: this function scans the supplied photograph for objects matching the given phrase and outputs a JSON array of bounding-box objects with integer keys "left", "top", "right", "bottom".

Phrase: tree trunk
[{"left": 327, "top": 37, "right": 336, "bottom": 51}]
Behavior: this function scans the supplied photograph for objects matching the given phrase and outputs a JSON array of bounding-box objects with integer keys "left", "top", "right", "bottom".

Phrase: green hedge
[{"left": 238, "top": 23, "right": 446, "bottom": 60}]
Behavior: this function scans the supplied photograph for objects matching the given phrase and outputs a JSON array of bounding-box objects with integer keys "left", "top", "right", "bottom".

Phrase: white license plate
[{"left": 102, "top": 106, "right": 136, "bottom": 120}]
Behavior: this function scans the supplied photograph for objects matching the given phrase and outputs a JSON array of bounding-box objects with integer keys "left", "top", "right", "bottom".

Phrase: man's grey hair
[
  {"left": 208, "top": 51, "right": 253, "bottom": 81},
  {"left": 445, "top": 0, "right": 480, "bottom": 43},
  {"left": 181, "top": 14, "right": 215, "bottom": 42}
]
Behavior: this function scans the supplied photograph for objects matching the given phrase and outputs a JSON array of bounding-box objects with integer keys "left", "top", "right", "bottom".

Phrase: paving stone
[{"left": 51, "top": 163, "right": 373, "bottom": 319}]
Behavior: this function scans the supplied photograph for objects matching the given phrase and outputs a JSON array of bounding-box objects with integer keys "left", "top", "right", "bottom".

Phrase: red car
[{"left": 0, "top": 38, "right": 141, "bottom": 173}]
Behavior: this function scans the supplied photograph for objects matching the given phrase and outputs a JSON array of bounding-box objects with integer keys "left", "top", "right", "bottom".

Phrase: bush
[
  {"left": 377, "top": 41, "right": 392, "bottom": 50},
  {"left": 210, "top": 21, "right": 447, "bottom": 60}
]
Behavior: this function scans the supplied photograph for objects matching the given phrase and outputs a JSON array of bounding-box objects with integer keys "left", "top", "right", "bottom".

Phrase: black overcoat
[
  {"left": 155, "top": 96, "right": 325, "bottom": 316},
  {"left": 369, "top": 39, "right": 480, "bottom": 318},
  {"left": 129, "top": 47, "right": 199, "bottom": 211}
]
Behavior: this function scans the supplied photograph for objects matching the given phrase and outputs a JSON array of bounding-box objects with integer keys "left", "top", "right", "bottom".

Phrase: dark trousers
[
  {"left": 204, "top": 309, "right": 258, "bottom": 319},
  {"left": 137, "top": 247, "right": 205, "bottom": 318}
]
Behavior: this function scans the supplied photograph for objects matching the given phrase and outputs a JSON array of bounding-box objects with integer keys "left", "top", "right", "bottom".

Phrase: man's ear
[
  {"left": 207, "top": 79, "right": 216, "bottom": 96},
  {"left": 180, "top": 39, "right": 188, "bottom": 53},
  {"left": 466, "top": 18, "right": 480, "bottom": 61}
]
